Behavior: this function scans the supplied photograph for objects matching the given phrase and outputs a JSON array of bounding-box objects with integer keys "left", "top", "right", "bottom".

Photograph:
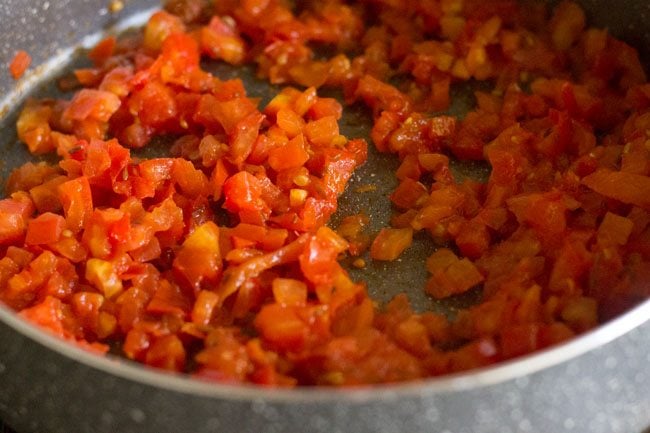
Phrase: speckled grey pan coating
[{"left": 1, "top": 1, "right": 650, "bottom": 433}]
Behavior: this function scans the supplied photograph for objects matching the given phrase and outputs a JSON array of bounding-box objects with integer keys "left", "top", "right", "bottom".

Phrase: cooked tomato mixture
[
  {"left": 2, "top": 0, "right": 650, "bottom": 386},
  {"left": 9, "top": 50, "right": 31, "bottom": 80}
]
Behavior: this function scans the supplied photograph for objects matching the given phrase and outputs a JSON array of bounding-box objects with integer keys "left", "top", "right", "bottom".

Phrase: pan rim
[{"left": 1, "top": 297, "right": 648, "bottom": 402}]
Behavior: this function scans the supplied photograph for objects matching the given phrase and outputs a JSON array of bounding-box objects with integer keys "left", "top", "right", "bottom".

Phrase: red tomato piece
[
  {"left": 9, "top": 50, "right": 31, "bottom": 80},
  {"left": 143, "top": 10, "right": 185, "bottom": 52},
  {"left": 300, "top": 227, "right": 349, "bottom": 286},
  {"left": 145, "top": 334, "right": 186, "bottom": 372},
  {"left": 16, "top": 101, "right": 54, "bottom": 155},
  {"left": 370, "top": 228, "right": 413, "bottom": 261},
  {"left": 64, "top": 89, "right": 121, "bottom": 123},
  {"left": 200, "top": 16, "right": 246, "bottom": 65},
  {"left": 173, "top": 222, "right": 222, "bottom": 291},
  {"left": 88, "top": 37, "right": 116, "bottom": 66},
  {"left": 58, "top": 177, "right": 93, "bottom": 233},
  {"left": 254, "top": 304, "right": 309, "bottom": 352},
  {"left": 268, "top": 134, "right": 310, "bottom": 171},
  {"left": 25, "top": 212, "right": 66, "bottom": 246},
  {"left": 0, "top": 195, "right": 34, "bottom": 245},
  {"left": 582, "top": 169, "right": 650, "bottom": 209},
  {"left": 223, "top": 171, "right": 269, "bottom": 215}
]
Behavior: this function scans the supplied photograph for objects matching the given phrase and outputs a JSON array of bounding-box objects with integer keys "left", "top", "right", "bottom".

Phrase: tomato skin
[
  {"left": 486, "top": 148, "right": 523, "bottom": 186},
  {"left": 299, "top": 227, "right": 349, "bottom": 286},
  {"left": 316, "top": 145, "right": 360, "bottom": 197},
  {"left": 99, "top": 66, "right": 134, "bottom": 98},
  {"left": 225, "top": 223, "right": 288, "bottom": 252},
  {"left": 448, "top": 337, "right": 499, "bottom": 372},
  {"left": 388, "top": 114, "right": 435, "bottom": 155},
  {"left": 6, "top": 162, "right": 59, "bottom": 195},
  {"left": 346, "top": 139, "right": 369, "bottom": 167}
]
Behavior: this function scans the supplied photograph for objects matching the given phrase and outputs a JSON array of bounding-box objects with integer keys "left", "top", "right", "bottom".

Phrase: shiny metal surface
[{"left": 0, "top": 1, "right": 649, "bottom": 432}]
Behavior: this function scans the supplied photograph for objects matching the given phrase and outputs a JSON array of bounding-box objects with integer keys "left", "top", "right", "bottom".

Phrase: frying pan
[{"left": 1, "top": 1, "right": 650, "bottom": 432}]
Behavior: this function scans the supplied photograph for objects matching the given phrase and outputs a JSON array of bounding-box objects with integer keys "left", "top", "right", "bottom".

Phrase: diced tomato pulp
[{"left": 1, "top": 0, "right": 650, "bottom": 386}]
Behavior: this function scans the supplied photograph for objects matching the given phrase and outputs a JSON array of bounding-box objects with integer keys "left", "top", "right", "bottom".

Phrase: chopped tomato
[
  {"left": 370, "top": 228, "right": 413, "bottom": 261},
  {"left": 9, "top": 50, "right": 31, "bottom": 79},
  {"left": 25, "top": 212, "right": 66, "bottom": 246},
  {"left": 2, "top": 0, "right": 650, "bottom": 386},
  {"left": 173, "top": 222, "right": 222, "bottom": 291},
  {"left": 0, "top": 195, "right": 34, "bottom": 245},
  {"left": 583, "top": 169, "right": 650, "bottom": 209},
  {"left": 425, "top": 248, "right": 484, "bottom": 299},
  {"left": 58, "top": 177, "right": 93, "bottom": 233}
]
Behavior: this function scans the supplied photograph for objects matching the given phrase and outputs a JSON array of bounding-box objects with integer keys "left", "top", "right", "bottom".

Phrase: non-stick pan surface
[{"left": 1, "top": 1, "right": 650, "bottom": 433}]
